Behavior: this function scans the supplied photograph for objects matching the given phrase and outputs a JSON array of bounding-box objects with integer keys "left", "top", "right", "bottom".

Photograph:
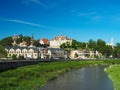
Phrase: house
[
  {"left": 48, "top": 48, "right": 68, "bottom": 60},
  {"left": 69, "top": 50, "right": 98, "bottom": 59},
  {"left": 5, "top": 46, "right": 68, "bottom": 60},
  {"left": 39, "top": 38, "right": 50, "bottom": 46},
  {"left": 5, "top": 46, "right": 39, "bottom": 59},
  {"left": 37, "top": 47, "right": 49, "bottom": 59},
  {"left": 37, "top": 47, "right": 68, "bottom": 60},
  {"left": 50, "top": 34, "right": 72, "bottom": 48}
]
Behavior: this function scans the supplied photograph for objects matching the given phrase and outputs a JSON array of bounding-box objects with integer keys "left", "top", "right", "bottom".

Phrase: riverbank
[
  {"left": 106, "top": 64, "right": 120, "bottom": 90},
  {"left": 0, "top": 60, "right": 120, "bottom": 90}
]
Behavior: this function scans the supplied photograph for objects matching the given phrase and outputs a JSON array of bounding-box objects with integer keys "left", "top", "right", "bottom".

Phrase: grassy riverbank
[
  {"left": 106, "top": 64, "right": 120, "bottom": 90},
  {"left": 0, "top": 60, "right": 120, "bottom": 90}
]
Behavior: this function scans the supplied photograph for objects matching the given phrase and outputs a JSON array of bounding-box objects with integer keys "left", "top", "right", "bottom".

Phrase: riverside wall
[{"left": 0, "top": 60, "right": 42, "bottom": 72}]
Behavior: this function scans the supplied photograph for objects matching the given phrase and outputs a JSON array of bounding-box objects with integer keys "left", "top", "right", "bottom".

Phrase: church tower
[{"left": 30, "top": 34, "right": 34, "bottom": 47}]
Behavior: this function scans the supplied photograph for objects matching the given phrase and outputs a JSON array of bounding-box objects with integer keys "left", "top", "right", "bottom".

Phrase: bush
[{"left": 12, "top": 54, "right": 17, "bottom": 60}]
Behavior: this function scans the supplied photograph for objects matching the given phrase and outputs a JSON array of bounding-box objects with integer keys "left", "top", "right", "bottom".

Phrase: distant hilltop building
[
  {"left": 19, "top": 41, "right": 27, "bottom": 47},
  {"left": 12, "top": 34, "right": 20, "bottom": 46},
  {"left": 12, "top": 34, "right": 35, "bottom": 47},
  {"left": 50, "top": 34, "right": 72, "bottom": 48}
]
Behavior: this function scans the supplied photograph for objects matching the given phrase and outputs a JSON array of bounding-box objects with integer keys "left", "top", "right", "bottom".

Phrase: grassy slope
[
  {"left": 106, "top": 64, "right": 120, "bottom": 90},
  {"left": 0, "top": 60, "right": 120, "bottom": 90}
]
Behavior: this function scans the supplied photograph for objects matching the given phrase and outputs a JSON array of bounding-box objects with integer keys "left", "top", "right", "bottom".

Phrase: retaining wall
[{"left": 0, "top": 60, "right": 41, "bottom": 72}]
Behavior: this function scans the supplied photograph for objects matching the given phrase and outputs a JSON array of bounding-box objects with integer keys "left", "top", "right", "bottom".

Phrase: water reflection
[{"left": 39, "top": 66, "right": 113, "bottom": 90}]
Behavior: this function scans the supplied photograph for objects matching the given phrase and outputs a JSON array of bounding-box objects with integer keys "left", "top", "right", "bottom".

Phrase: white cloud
[
  {"left": 78, "top": 12, "right": 96, "bottom": 16},
  {"left": 1, "top": 17, "right": 47, "bottom": 28},
  {"left": 77, "top": 11, "right": 103, "bottom": 21}
]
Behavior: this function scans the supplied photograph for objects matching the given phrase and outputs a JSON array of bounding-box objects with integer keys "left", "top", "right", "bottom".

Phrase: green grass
[
  {"left": 0, "top": 60, "right": 120, "bottom": 90},
  {"left": 106, "top": 64, "right": 120, "bottom": 90}
]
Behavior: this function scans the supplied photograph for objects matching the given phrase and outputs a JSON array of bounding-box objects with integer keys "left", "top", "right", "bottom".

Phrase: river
[{"left": 39, "top": 66, "right": 113, "bottom": 90}]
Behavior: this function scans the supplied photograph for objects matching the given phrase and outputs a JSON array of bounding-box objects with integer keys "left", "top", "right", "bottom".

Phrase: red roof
[{"left": 41, "top": 38, "right": 50, "bottom": 45}]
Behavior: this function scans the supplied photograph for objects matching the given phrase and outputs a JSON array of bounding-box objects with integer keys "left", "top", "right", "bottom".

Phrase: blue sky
[{"left": 0, "top": 0, "right": 120, "bottom": 44}]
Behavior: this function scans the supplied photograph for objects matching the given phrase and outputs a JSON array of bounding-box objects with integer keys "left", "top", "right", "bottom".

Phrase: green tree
[
  {"left": 34, "top": 40, "right": 40, "bottom": 47},
  {"left": 71, "top": 40, "right": 77, "bottom": 49},
  {"left": 12, "top": 54, "right": 17, "bottom": 60},
  {"left": 96, "top": 39, "right": 106, "bottom": 54},
  {"left": 60, "top": 43, "right": 66, "bottom": 49},
  {"left": 0, "top": 37, "right": 13, "bottom": 46},
  {"left": 60, "top": 42, "right": 71, "bottom": 49},
  {"left": 116, "top": 43, "right": 120, "bottom": 48},
  {"left": 23, "top": 36, "right": 31, "bottom": 46},
  {"left": 103, "top": 45, "right": 113, "bottom": 58},
  {"left": 113, "top": 43, "right": 120, "bottom": 58},
  {"left": 88, "top": 39, "right": 96, "bottom": 50},
  {"left": 77, "top": 42, "right": 86, "bottom": 49},
  {"left": 16, "top": 34, "right": 23, "bottom": 44},
  {"left": 0, "top": 45, "right": 7, "bottom": 58}
]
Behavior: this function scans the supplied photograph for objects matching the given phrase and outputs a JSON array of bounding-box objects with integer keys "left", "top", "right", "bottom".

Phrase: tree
[
  {"left": 12, "top": 54, "right": 17, "bottom": 60},
  {"left": 16, "top": 34, "right": 23, "bottom": 44},
  {"left": 0, "top": 37, "right": 13, "bottom": 46},
  {"left": 0, "top": 45, "right": 7, "bottom": 58},
  {"left": 71, "top": 40, "right": 77, "bottom": 49},
  {"left": 88, "top": 39, "right": 96, "bottom": 50},
  {"left": 60, "top": 43, "right": 66, "bottom": 49},
  {"left": 97, "top": 39, "right": 106, "bottom": 47},
  {"left": 96, "top": 39, "right": 106, "bottom": 54},
  {"left": 77, "top": 42, "right": 86, "bottom": 49},
  {"left": 102, "top": 45, "right": 113, "bottom": 58},
  {"left": 34, "top": 40, "right": 40, "bottom": 47},
  {"left": 23, "top": 36, "right": 31, "bottom": 46},
  {"left": 113, "top": 43, "right": 120, "bottom": 58},
  {"left": 116, "top": 43, "right": 120, "bottom": 48}
]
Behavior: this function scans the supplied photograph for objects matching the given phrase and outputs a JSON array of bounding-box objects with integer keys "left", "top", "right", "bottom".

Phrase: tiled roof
[
  {"left": 41, "top": 38, "right": 50, "bottom": 45},
  {"left": 5, "top": 46, "right": 39, "bottom": 52}
]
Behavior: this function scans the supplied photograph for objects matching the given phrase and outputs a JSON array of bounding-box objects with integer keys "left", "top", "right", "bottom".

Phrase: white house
[
  {"left": 50, "top": 34, "right": 72, "bottom": 48},
  {"left": 5, "top": 46, "right": 39, "bottom": 59}
]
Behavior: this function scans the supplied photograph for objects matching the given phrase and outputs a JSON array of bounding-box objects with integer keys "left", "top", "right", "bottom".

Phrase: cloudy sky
[{"left": 0, "top": 0, "right": 120, "bottom": 44}]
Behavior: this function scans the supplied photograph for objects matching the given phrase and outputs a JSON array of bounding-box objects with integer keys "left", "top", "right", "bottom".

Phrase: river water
[{"left": 39, "top": 66, "right": 113, "bottom": 90}]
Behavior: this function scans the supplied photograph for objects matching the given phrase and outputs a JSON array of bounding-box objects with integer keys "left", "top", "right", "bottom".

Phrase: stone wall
[{"left": 0, "top": 60, "right": 41, "bottom": 72}]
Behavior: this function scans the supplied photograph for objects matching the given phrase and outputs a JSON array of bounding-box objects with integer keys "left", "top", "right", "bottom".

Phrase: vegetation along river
[{"left": 39, "top": 66, "right": 113, "bottom": 90}]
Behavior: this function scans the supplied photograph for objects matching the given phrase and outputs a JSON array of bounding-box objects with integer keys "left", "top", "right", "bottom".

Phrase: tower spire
[{"left": 30, "top": 33, "right": 34, "bottom": 47}]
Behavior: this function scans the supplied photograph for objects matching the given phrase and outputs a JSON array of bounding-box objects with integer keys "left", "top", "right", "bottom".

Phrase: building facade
[
  {"left": 5, "top": 46, "right": 39, "bottom": 59},
  {"left": 48, "top": 48, "right": 68, "bottom": 60},
  {"left": 5, "top": 46, "right": 67, "bottom": 60},
  {"left": 50, "top": 34, "right": 72, "bottom": 48},
  {"left": 69, "top": 50, "right": 99, "bottom": 59}
]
